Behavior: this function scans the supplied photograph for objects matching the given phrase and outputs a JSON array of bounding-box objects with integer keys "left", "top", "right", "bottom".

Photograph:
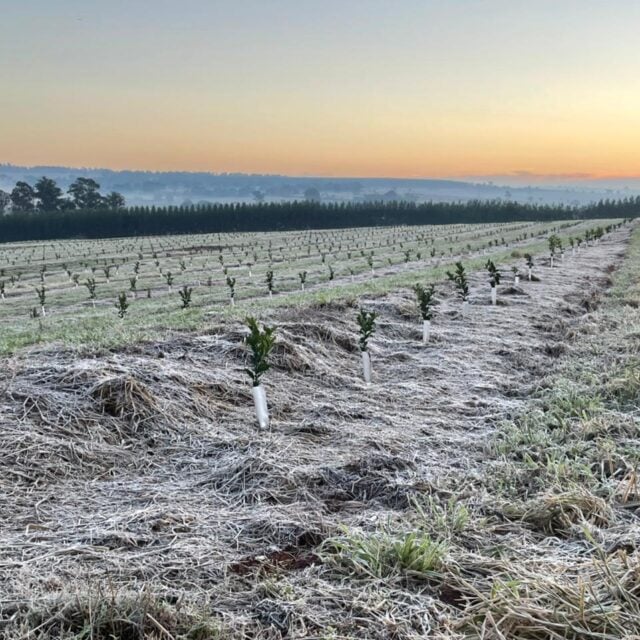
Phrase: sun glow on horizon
[{"left": 2, "top": 1, "right": 640, "bottom": 180}]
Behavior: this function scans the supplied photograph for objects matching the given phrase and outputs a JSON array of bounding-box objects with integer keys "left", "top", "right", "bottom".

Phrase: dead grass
[
  {"left": 503, "top": 487, "right": 614, "bottom": 536},
  {"left": 1, "top": 224, "right": 639, "bottom": 639},
  {"left": 4, "top": 588, "right": 204, "bottom": 640},
  {"left": 454, "top": 550, "right": 640, "bottom": 639},
  {"left": 605, "top": 361, "right": 640, "bottom": 405},
  {"left": 91, "top": 375, "right": 159, "bottom": 430}
]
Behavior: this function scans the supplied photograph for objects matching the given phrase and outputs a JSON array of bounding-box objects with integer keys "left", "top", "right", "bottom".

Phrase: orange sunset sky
[{"left": 2, "top": 1, "right": 640, "bottom": 180}]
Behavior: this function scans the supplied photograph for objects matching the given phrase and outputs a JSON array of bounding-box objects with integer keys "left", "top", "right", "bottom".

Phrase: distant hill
[{"left": 0, "top": 164, "right": 635, "bottom": 208}]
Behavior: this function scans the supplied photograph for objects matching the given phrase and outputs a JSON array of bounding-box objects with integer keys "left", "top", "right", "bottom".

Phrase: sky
[{"left": 1, "top": 0, "right": 640, "bottom": 180}]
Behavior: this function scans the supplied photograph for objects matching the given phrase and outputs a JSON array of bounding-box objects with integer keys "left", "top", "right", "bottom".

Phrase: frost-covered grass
[
  {"left": 0, "top": 222, "right": 637, "bottom": 638},
  {"left": 0, "top": 219, "right": 611, "bottom": 354}
]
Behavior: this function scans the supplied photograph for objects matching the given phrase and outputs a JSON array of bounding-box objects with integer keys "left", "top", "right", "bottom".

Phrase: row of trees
[
  {"left": 0, "top": 177, "right": 125, "bottom": 214},
  {"left": 0, "top": 197, "right": 636, "bottom": 243}
]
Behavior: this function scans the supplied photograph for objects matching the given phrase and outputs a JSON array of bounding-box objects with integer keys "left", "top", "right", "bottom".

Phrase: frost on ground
[{"left": 1, "top": 226, "right": 639, "bottom": 639}]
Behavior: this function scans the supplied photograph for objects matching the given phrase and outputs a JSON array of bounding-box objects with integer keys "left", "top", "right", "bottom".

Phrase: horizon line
[{"left": 3, "top": 162, "right": 640, "bottom": 184}]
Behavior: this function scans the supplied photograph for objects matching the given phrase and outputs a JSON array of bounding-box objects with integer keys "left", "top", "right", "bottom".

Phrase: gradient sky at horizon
[{"left": 2, "top": 0, "right": 640, "bottom": 179}]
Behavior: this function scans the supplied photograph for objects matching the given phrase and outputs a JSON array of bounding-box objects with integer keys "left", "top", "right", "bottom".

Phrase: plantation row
[
  {"left": 0, "top": 221, "right": 584, "bottom": 321},
  {"left": 0, "top": 220, "right": 546, "bottom": 273},
  {"left": 237, "top": 224, "right": 621, "bottom": 428},
  {"left": 1, "top": 218, "right": 634, "bottom": 639}
]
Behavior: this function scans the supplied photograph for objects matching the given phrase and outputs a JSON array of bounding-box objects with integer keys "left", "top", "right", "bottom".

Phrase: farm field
[
  {"left": 1, "top": 218, "right": 639, "bottom": 639},
  {"left": 0, "top": 219, "right": 613, "bottom": 354}
]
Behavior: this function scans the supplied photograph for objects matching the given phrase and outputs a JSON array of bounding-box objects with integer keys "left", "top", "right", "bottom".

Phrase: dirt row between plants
[{"left": 0, "top": 225, "right": 633, "bottom": 638}]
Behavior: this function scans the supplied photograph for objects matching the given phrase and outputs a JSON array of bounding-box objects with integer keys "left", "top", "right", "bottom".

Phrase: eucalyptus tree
[{"left": 35, "top": 177, "right": 65, "bottom": 212}]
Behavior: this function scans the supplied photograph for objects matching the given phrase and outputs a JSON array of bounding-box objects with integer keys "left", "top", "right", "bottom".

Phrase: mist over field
[{"left": 1, "top": 164, "right": 637, "bottom": 208}]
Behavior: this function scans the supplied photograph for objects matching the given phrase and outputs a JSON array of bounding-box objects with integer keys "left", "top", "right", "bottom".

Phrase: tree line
[
  {"left": 0, "top": 196, "right": 637, "bottom": 243},
  {"left": 0, "top": 176, "right": 125, "bottom": 215}
]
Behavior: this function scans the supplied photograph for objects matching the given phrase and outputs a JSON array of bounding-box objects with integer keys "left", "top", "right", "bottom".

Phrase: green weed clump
[
  {"left": 5, "top": 589, "right": 221, "bottom": 640},
  {"left": 605, "top": 361, "right": 640, "bottom": 405},
  {"left": 413, "top": 495, "right": 471, "bottom": 537},
  {"left": 329, "top": 529, "right": 448, "bottom": 579}
]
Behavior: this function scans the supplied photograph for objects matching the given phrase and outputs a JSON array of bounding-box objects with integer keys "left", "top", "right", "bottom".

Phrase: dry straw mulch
[{"left": 1, "top": 228, "right": 638, "bottom": 639}]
